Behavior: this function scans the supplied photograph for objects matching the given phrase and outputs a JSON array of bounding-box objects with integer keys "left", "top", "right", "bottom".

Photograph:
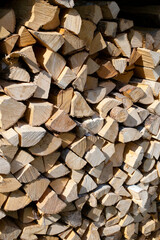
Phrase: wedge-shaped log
[
  {"left": 0, "top": 218, "right": 21, "bottom": 240},
  {"left": 82, "top": 115, "right": 104, "bottom": 135},
  {"left": 50, "top": 177, "right": 69, "bottom": 195},
  {"left": 45, "top": 109, "right": 76, "bottom": 132},
  {"left": 97, "top": 61, "right": 118, "bottom": 79},
  {"left": 0, "top": 9, "right": 16, "bottom": 33},
  {"left": 17, "top": 26, "right": 36, "bottom": 47},
  {"left": 110, "top": 106, "right": 128, "bottom": 123},
  {"left": 15, "top": 163, "right": 40, "bottom": 183},
  {"left": 46, "top": 161, "right": 70, "bottom": 178},
  {"left": 118, "top": 127, "right": 142, "bottom": 143},
  {"left": 69, "top": 137, "right": 86, "bottom": 157},
  {"left": 0, "top": 174, "right": 21, "bottom": 193},
  {"left": 51, "top": 0, "right": 74, "bottom": 8},
  {"left": 0, "top": 156, "right": 10, "bottom": 175},
  {"left": 72, "top": 65, "right": 87, "bottom": 92},
  {"left": 79, "top": 174, "right": 97, "bottom": 194},
  {"left": 33, "top": 70, "right": 51, "bottom": 99},
  {"left": 89, "top": 32, "right": 106, "bottom": 55},
  {"left": 75, "top": 5, "right": 102, "bottom": 24},
  {"left": 134, "top": 65, "right": 160, "bottom": 81},
  {"left": 29, "top": 132, "right": 62, "bottom": 156},
  {"left": 136, "top": 48, "right": 160, "bottom": 68},
  {"left": 84, "top": 87, "right": 107, "bottom": 104},
  {"left": 0, "top": 34, "right": 19, "bottom": 54},
  {"left": 114, "top": 33, "right": 131, "bottom": 58},
  {"left": 0, "top": 128, "right": 19, "bottom": 146},
  {"left": 96, "top": 97, "right": 121, "bottom": 118},
  {"left": 61, "top": 179, "right": 78, "bottom": 202},
  {"left": 0, "top": 95, "right": 26, "bottom": 130},
  {"left": 85, "top": 145, "right": 106, "bottom": 167},
  {"left": 56, "top": 66, "right": 76, "bottom": 89}
]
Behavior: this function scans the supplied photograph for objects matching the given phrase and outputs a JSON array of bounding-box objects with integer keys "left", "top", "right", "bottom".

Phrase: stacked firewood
[{"left": 1, "top": 0, "right": 160, "bottom": 239}]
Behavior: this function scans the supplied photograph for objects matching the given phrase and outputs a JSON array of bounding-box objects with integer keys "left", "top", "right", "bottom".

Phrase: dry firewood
[
  {"left": 99, "top": 80, "right": 116, "bottom": 94},
  {"left": 70, "top": 91, "right": 94, "bottom": 118},
  {"left": 129, "top": 48, "right": 141, "bottom": 66},
  {"left": 109, "top": 143, "right": 125, "bottom": 167},
  {"left": 119, "top": 18, "right": 134, "bottom": 32},
  {"left": 112, "top": 58, "right": 127, "bottom": 74},
  {"left": 86, "top": 58, "right": 100, "bottom": 75},
  {"left": 30, "top": 30, "right": 64, "bottom": 52},
  {"left": 61, "top": 9, "right": 82, "bottom": 35},
  {"left": 134, "top": 83, "right": 154, "bottom": 105},
  {"left": 110, "top": 106, "right": 128, "bottom": 123},
  {"left": 96, "top": 97, "right": 121, "bottom": 118},
  {"left": 61, "top": 179, "right": 78, "bottom": 202},
  {"left": 109, "top": 169, "right": 127, "bottom": 190},
  {"left": 29, "top": 132, "right": 62, "bottom": 156},
  {"left": 82, "top": 115, "right": 104, "bottom": 134},
  {"left": 0, "top": 26, "right": 10, "bottom": 40},
  {"left": 0, "top": 156, "right": 10, "bottom": 175},
  {"left": 124, "top": 142, "right": 144, "bottom": 169},
  {"left": 89, "top": 32, "right": 107, "bottom": 55},
  {"left": 0, "top": 218, "right": 21, "bottom": 240},
  {"left": 0, "top": 128, "right": 19, "bottom": 146},
  {"left": 15, "top": 163, "right": 40, "bottom": 183},
  {"left": 56, "top": 66, "right": 76, "bottom": 89},
  {"left": 0, "top": 137, "right": 18, "bottom": 162},
  {"left": 85, "top": 145, "right": 105, "bottom": 167},
  {"left": 50, "top": 177, "right": 69, "bottom": 195},
  {"left": 145, "top": 114, "right": 160, "bottom": 135},
  {"left": 118, "top": 127, "right": 142, "bottom": 143},
  {"left": 100, "top": 192, "right": 119, "bottom": 206},
  {"left": 0, "top": 95, "right": 26, "bottom": 130},
  {"left": 123, "top": 107, "right": 142, "bottom": 127},
  {"left": 68, "top": 51, "right": 88, "bottom": 74},
  {"left": 69, "top": 137, "right": 86, "bottom": 157},
  {"left": 97, "top": 161, "right": 113, "bottom": 184},
  {"left": 20, "top": 224, "right": 48, "bottom": 240},
  {"left": 72, "top": 65, "right": 88, "bottom": 92},
  {"left": 84, "top": 76, "right": 98, "bottom": 91},
  {"left": 134, "top": 65, "right": 160, "bottom": 81},
  {"left": 136, "top": 47, "right": 160, "bottom": 68},
  {"left": 84, "top": 87, "right": 106, "bottom": 104},
  {"left": 14, "top": 122, "right": 46, "bottom": 147},
  {"left": 98, "top": 116, "right": 119, "bottom": 143},
  {"left": 61, "top": 149, "right": 87, "bottom": 170},
  {"left": 141, "top": 219, "right": 156, "bottom": 236},
  {"left": 50, "top": 0, "right": 74, "bottom": 8},
  {"left": 45, "top": 109, "right": 76, "bottom": 132},
  {"left": 102, "top": 141, "right": 115, "bottom": 162},
  {"left": 79, "top": 174, "right": 97, "bottom": 194},
  {"left": 23, "top": 176, "right": 50, "bottom": 201},
  {"left": 87, "top": 162, "right": 104, "bottom": 179},
  {"left": 33, "top": 70, "right": 51, "bottom": 99},
  {"left": 0, "top": 34, "right": 19, "bottom": 55},
  {"left": 47, "top": 222, "right": 69, "bottom": 236},
  {"left": 136, "top": 79, "right": 160, "bottom": 97},
  {"left": 25, "top": 1, "right": 60, "bottom": 30},
  {"left": 0, "top": 174, "right": 21, "bottom": 193},
  {"left": 98, "top": 21, "right": 117, "bottom": 38},
  {"left": 37, "top": 188, "right": 67, "bottom": 214},
  {"left": 119, "top": 215, "right": 134, "bottom": 227},
  {"left": 0, "top": 9, "right": 16, "bottom": 33},
  {"left": 113, "top": 70, "right": 134, "bottom": 84},
  {"left": 19, "top": 207, "right": 36, "bottom": 224},
  {"left": 114, "top": 33, "right": 131, "bottom": 58},
  {"left": 0, "top": 193, "right": 8, "bottom": 208},
  {"left": 96, "top": 60, "right": 118, "bottom": 79},
  {"left": 4, "top": 189, "right": 31, "bottom": 211},
  {"left": 126, "top": 169, "right": 143, "bottom": 185},
  {"left": 143, "top": 158, "right": 155, "bottom": 172},
  {"left": 46, "top": 161, "right": 70, "bottom": 178},
  {"left": 105, "top": 41, "right": 121, "bottom": 57},
  {"left": 71, "top": 169, "right": 84, "bottom": 184},
  {"left": 147, "top": 100, "right": 160, "bottom": 116},
  {"left": 17, "top": 26, "right": 36, "bottom": 47},
  {"left": 2, "top": 82, "right": 37, "bottom": 101},
  {"left": 36, "top": 48, "right": 66, "bottom": 80},
  {"left": 119, "top": 84, "right": 144, "bottom": 103},
  {"left": 25, "top": 100, "right": 53, "bottom": 126},
  {"left": 1, "top": 62, "right": 30, "bottom": 83},
  {"left": 37, "top": 213, "right": 60, "bottom": 226},
  {"left": 75, "top": 5, "right": 103, "bottom": 24},
  {"left": 141, "top": 169, "right": 158, "bottom": 184},
  {"left": 11, "top": 150, "right": 34, "bottom": 174},
  {"left": 58, "top": 132, "right": 76, "bottom": 148}
]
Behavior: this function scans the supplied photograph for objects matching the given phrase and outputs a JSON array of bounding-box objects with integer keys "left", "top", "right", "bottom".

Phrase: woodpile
[{"left": 0, "top": 0, "right": 160, "bottom": 239}]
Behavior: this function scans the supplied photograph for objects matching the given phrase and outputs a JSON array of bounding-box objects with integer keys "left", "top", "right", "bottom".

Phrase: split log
[
  {"left": 51, "top": 0, "right": 74, "bottom": 8},
  {"left": 82, "top": 115, "right": 104, "bottom": 134},
  {"left": 134, "top": 65, "right": 160, "bottom": 81},
  {"left": 68, "top": 51, "right": 88, "bottom": 74},
  {"left": 119, "top": 18, "right": 134, "bottom": 32},
  {"left": 33, "top": 70, "right": 51, "bottom": 99},
  {"left": 15, "top": 163, "right": 40, "bottom": 183},
  {"left": 110, "top": 106, "right": 128, "bottom": 123},
  {"left": 0, "top": 26, "right": 10, "bottom": 40},
  {"left": 114, "top": 33, "right": 131, "bottom": 58},
  {"left": 84, "top": 87, "right": 106, "bottom": 104},
  {"left": 72, "top": 65, "right": 88, "bottom": 92},
  {"left": 0, "top": 9, "right": 16, "bottom": 33},
  {"left": 96, "top": 97, "right": 121, "bottom": 118},
  {"left": 56, "top": 66, "right": 76, "bottom": 89},
  {"left": 136, "top": 48, "right": 160, "bottom": 68},
  {"left": 89, "top": 32, "right": 107, "bottom": 55},
  {"left": 0, "top": 34, "right": 19, "bottom": 54},
  {"left": 85, "top": 145, "right": 106, "bottom": 167},
  {"left": 69, "top": 137, "right": 86, "bottom": 157},
  {"left": 17, "top": 26, "right": 36, "bottom": 47},
  {"left": 96, "top": 60, "right": 118, "bottom": 79},
  {"left": 46, "top": 161, "right": 70, "bottom": 178},
  {"left": 0, "top": 156, "right": 10, "bottom": 175},
  {"left": 79, "top": 174, "right": 97, "bottom": 194},
  {"left": 98, "top": 21, "right": 117, "bottom": 38},
  {"left": 0, "top": 128, "right": 19, "bottom": 146}
]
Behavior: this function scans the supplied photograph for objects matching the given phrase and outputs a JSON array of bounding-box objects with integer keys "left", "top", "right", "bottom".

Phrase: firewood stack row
[{"left": 1, "top": 0, "right": 160, "bottom": 239}]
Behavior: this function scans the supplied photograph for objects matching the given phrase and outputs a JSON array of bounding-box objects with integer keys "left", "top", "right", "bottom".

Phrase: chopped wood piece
[
  {"left": 112, "top": 58, "right": 127, "bottom": 74},
  {"left": 129, "top": 48, "right": 141, "bottom": 66},
  {"left": 15, "top": 163, "right": 40, "bottom": 183},
  {"left": 123, "top": 107, "right": 142, "bottom": 127},
  {"left": 25, "top": 1, "right": 60, "bottom": 30},
  {"left": 96, "top": 97, "right": 121, "bottom": 118},
  {"left": 47, "top": 223, "right": 69, "bottom": 236},
  {"left": 37, "top": 188, "right": 67, "bottom": 214},
  {"left": 110, "top": 106, "right": 128, "bottom": 123},
  {"left": 85, "top": 145, "right": 105, "bottom": 167},
  {"left": 61, "top": 9, "right": 82, "bottom": 35},
  {"left": 0, "top": 26, "right": 10, "bottom": 40},
  {"left": 118, "top": 127, "right": 142, "bottom": 143},
  {"left": 141, "top": 219, "right": 156, "bottom": 236},
  {"left": 0, "top": 128, "right": 19, "bottom": 146},
  {"left": 45, "top": 109, "right": 76, "bottom": 132},
  {"left": 33, "top": 70, "right": 51, "bottom": 99},
  {"left": 20, "top": 224, "right": 48, "bottom": 240},
  {"left": 82, "top": 115, "right": 104, "bottom": 135},
  {"left": 143, "top": 158, "right": 155, "bottom": 172},
  {"left": 86, "top": 58, "right": 100, "bottom": 75},
  {"left": 98, "top": 21, "right": 117, "bottom": 37},
  {"left": 129, "top": 30, "right": 143, "bottom": 48},
  {"left": 29, "top": 132, "right": 62, "bottom": 156},
  {"left": 135, "top": 83, "right": 154, "bottom": 105},
  {"left": 96, "top": 60, "right": 118, "bottom": 79},
  {"left": 101, "top": 192, "right": 119, "bottom": 206},
  {"left": 0, "top": 34, "right": 19, "bottom": 54},
  {"left": 59, "top": 28, "right": 85, "bottom": 55},
  {"left": 70, "top": 91, "right": 94, "bottom": 118},
  {"left": 99, "top": 1, "right": 120, "bottom": 20},
  {"left": 101, "top": 225, "right": 121, "bottom": 237},
  {"left": 68, "top": 51, "right": 88, "bottom": 74},
  {"left": 0, "top": 218, "right": 21, "bottom": 240},
  {"left": 113, "top": 70, "right": 134, "bottom": 84},
  {"left": 25, "top": 100, "right": 53, "bottom": 126},
  {"left": 56, "top": 66, "right": 76, "bottom": 89},
  {"left": 61, "top": 179, "right": 78, "bottom": 202},
  {"left": 51, "top": 0, "right": 74, "bottom": 8},
  {"left": 36, "top": 48, "right": 66, "bottom": 80},
  {"left": 0, "top": 173, "right": 21, "bottom": 193},
  {"left": 84, "top": 87, "right": 106, "bottom": 104},
  {"left": 24, "top": 177, "right": 50, "bottom": 201},
  {"left": 0, "top": 9, "right": 16, "bottom": 33},
  {"left": 119, "top": 18, "right": 134, "bottom": 32},
  {"left": 110, "top": 143, "right": 125, "bottom": 167},
  {"left": 109, "top": 169, "right": 127, "bottom": 190},
  {"left": 15, "top": 122, "right": 46, "bottom": 147},
  {"left": 134, "top": 65, "right": 160, "bottom": 81},
  {"left": 145, "top": 115, "right": 160, "bottom": 135},
  {"left": 17, "top": 26, "right": 36, "bottom": 47},
  {"left": 136, "top": 48, "right": 160, "bottom": 68},
  {"left": 0, "top": 138, "right": 18, "bottom": 162},
  {"left": 139, "top": 79, "right": 160, "bottom": 97},
  {"left": 71, "top": 169, "right": 84, "bottom": 183},
  {"left": 69, "top": 137, "right": 86, "bottom": 157},
  {"left": 58, "top": 132, "right": 76, "bottom": 148},
  {"left": 141, "top": 169, "right": 158, "bottom": 184},
  {"left": 89, "top": 32, "right": 106, "bottom": 55},
  {"left": 72, "top": 65, "right": 87, "bottom": 92},
  {"left": 62, "top": 149, "right": 87, "bottom": 170},
  {"left": 119, "top": 214, "right": 134, "bottom": 227},
  {"left": 102, "top": 142, "right": 115, "bottom": 162},
  {"left": 46, "top": 161, "right": 70, "bottom": 178},
  {"left": 124, "top": 142, "right": 144, "bottom": 169},
  {"left": 11, "top": 150, "right": 34, "bottom": 174},
  {"left": 79, "top": 174, "right": 97, "bottom": 194},
  {"left": 106, "top": 41, "right": 121, "bottom": 57},
  {"left": 0, "top": 95, "right": 26, "bottom": 130},
  {"left": 98, "top": 116, "right": 119, "bottom": 143},
  {"left": 50, "top": 177, "right": 69, "bottom": 195},
  {"left": 75, "top": 5, "right": 102, "bottom": 24},
  {"left": 4, "top": 189, "right": 31, "bottom": 211},
  {"left": 30, "top": 30, "right": 64, "bottom": 52},
  {"left": 0, "top": 156, "right": 10, "bottom": 175},
  {"left": 119, "top": 84, "right": 145, "bottom": 103},
  {"left": 3, "top": 82, "right": 37, "bottom": 101},
  {"left": 147, "top": 100, "right": 160, "bottom": 116},
  {"left": 19, "top": 207, "right": 36, "bottom": 224},
  {"left": 114, "top": 33, "right": 131, "bottom": 58},
  {"left": 84, "top": 76, "right": 98, "bottom": 91}
]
